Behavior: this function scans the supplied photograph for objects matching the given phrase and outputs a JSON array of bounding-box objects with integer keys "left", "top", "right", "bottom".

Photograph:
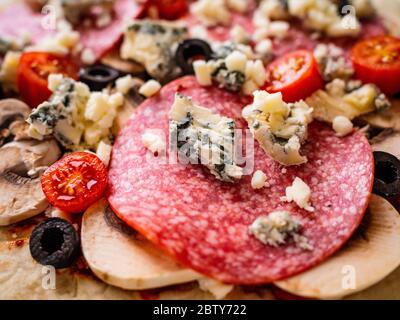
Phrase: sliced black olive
[
  {"left": 373, "top": 151, "right": 400, "bottom": 198},
  {"left": 175, "top": 39, "right": 213, "bottom": 75},
  {"left": 29, "top": 218, "right": 80, "bottom": 269},
  {"left": 79, "top": 65, "right": 120, "bottom": 91}
]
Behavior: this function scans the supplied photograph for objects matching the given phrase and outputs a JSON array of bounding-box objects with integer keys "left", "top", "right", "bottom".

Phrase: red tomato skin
[
  {"left": 17, "top": 52, "right": 78, "bottom": 108},
  {"left": 149, "top": 0, "right": 188, "bottom": 20},
  {"left": 351, "top": 36, "right": 400, "bottom": 95},
  {"left": 264, "top": 50, "right": 324, "bottom": 103},
  {"left": 41, "top": 152, "right": 108, "bottom": 214}
]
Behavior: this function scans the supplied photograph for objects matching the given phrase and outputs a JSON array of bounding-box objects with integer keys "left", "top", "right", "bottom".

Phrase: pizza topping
[
  {"left": 142, "top": 131, "right": 166, "bottom": 155},
  {"left": 313, "top": 44, "right": 354, "bottom": 82},
  {"left": 191, "top": 0, "right": 231, "bottom": 27},
  {"left": 175, "top": 38, "right": 213, "bottom": 75},
  {"left": 0, "top": 51, "right": 21, "bottom": 92},
  {"left": 41, "top": 152, "right": 108, "bottom": 213},
  {"left": 242, "top": 90, "right": 313, "bottom": 166},
  {"left": 139, "top": 79, "right": 162, "bottom": 97},
  {"left": 249, "top": 210, "right": 312, "bottom": 250},
  {"left": 307, "top": 79, "right": 391, "bottom": 123},
  {"left": 169, "top": 93, "right": 243, "bottom": 183},
  {"left": 251, "top": 170, "right": 269, "bottom": 189},
  {"left": 198, "top": 278, "right": 234, "bottom": 299},
  {"left": 372, "top": 151, "right": 400, "bottom": 198},
  {"left": 96, "top": 140, "right": 113, "bottom": 166},
  {"left": 351, "top": 36, "right": 400, "bottom": 95},
  {"left": 120, "top": 20, "right": 188, "bottom": 83},
  {"left": 332, "top": 115, "right": 354, "bottom": 137},
  {"left": 29, "top": 218, "right": 81, "bottom": 268},
  {"left": 282, "top": 177, "right": 314, "bottom": 212},
  {"left": 27, "top": 75, "right": 123, "bottom": 150},
  {"left": 79, "top": 65, "right": 120, "bottom": 91},
  {"left": 193, "top": 60, "right": 212, "bottom": 86}
]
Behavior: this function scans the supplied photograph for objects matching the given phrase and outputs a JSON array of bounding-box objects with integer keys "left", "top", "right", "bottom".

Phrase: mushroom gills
[
  {"left": 0, "top": 139, "right": 61, "bottom": 226},
  {"left": 274, "top": 195, "right": 400, "bottom": 299},
  {"left": 81, "top": 199, "right": 201, "bottom": 290}
]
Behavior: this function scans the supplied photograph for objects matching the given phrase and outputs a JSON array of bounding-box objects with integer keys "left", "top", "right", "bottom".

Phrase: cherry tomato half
[
  {"left": 17, "top": 52, "right": 79, "bottom": 108},
  {"left": 264, "top": 50, "right": 324, "bottom": 103},
  {"left": 150, "top": 0, "right": 188, "bottom": 20},
  {"left": 351, "top": 36, "right": 400, "bottom": 95},
  {"left": 41, "top": 152, "right": 108, "bottom": 214}
]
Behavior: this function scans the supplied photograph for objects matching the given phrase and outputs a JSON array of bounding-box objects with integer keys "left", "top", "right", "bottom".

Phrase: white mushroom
[{"left": 0, "top": 139, "right": 61, "bottom": 226}]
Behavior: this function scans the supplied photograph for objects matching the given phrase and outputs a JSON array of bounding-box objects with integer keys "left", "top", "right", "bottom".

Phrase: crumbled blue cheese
[
  {"left": 282, "top": 177, "right": 314, "bottom": 212},
  {"left": 251, "top": 170, "right": 268, "bottom": 189},
  {"left": 332, "top": 116, "right": 353, "bottom": 137},
  {"left": 242, "top": 91, "right": 313, "bottom": 166},
  {"left": 141, "top": 131, "right": 165, "bottom": 154},
  {"left": 120, "top": 20, "right": 188, "bottom": 83},
  {"left": 169, "top": 94, "right": 243, "bottom": 183},
  {"left": 249, "top": 210, "right": 313, "bottom": 250},
  {"left": 0, "top": 51, "right": 21, "bottom": 91},
  {"left": 191, "top": 0, "right": 231, "bottom": 27},
  {"left": 27, "top": 75, "right": 123, "bottom": 150},
  {"left": 27, "top": 29, "right": 80, "bottom": 56},
  {"left": 194, "top": 43, "right": 266, "bottom": 95},
  {"left": 314, "top": 44, "right": 354, "bottom": 82}
]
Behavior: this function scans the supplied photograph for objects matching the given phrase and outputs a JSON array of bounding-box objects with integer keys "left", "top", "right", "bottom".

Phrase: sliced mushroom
[
  {"left": 360, "top": 100, "right": 400, "bottom": 132},
  {"left": 274, "top": 195, "right": 400, "bottom": 299},
  {"left": 0, "top": 99, "right": 31, "bottom": 147},
  {"left": 101, "top": 48, "right": 146, "bottom": 75},
  {"left": 81, "top": 199, "right": 200, "bottom": 290},
  {"left": 0, "top": 139, "right": 61, "bottom": 226}
]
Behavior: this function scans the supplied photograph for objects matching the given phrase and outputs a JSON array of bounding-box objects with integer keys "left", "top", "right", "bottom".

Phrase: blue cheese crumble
[
  {"left": 169, "top": 93, "right": 243, "bottom": 183},
  {"left": 242, "top": 90, "right": 313, "bottom": 166},
  {"left": 249, "top": 210, "right": 313, "bottom": 250},
  {"left": 27, "top": 74, "right": 123, "bottom": 150}
]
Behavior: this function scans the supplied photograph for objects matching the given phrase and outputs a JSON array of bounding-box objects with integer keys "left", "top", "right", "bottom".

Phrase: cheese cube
[
  {"left": 255, "top": 39, "right": 273, "bottom": 56},
  {"left": 242, "top": 79, "right": 258, "bottom": 96},
  {"left": 116, "top": 75, "right": 135, "bottom": 95},
  {"left": 139, "top": 80, "right": 161, "bottom": 97},
  {"left": 81, "top": 48, "right": 96, "bottom": 65},
  {"left": 251, "top": 170, "right": 268, "bottom": 189},
  {"left": 48, "top": 74, "right": 64, "bottom": 92},
  {"left": 0, "top": 51, "right": 21, "bottom": 91},
  {"left": 193, "top": 60, "right": 212, "bottom": 86},
  {"left": 283, "top": 177, "right": 314, "bottom": 211},
  {"left": 332, "top": 116, "right": 353, "bottom": 137},
  {"left": 96, "top": 140, "right": 113, "bottom": 166},
  {"left": 225, "top": 50, "right": 247, "bottom": 73},
  {"left": 268, "top": 21, "right": 290, "bottom": 38},
  {"left": 230, "top": 25, "right": 249, "bottom": 44}
]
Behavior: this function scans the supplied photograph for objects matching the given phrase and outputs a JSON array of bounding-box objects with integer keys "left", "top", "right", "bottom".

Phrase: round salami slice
[
  {"left": 108, "top": 76, "right": 374, "bottom": 284},
  {"left": 78, "top": 0, "right": 147, "bottom": 60}
]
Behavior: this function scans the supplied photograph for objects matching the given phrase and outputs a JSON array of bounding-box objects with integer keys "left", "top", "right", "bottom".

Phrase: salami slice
[
  {"left": 108, "top": 76, "right": 374, "bottom": 284},
  {"left": 0, "top": 2, "right": 54, "bottom": 45},
  {"left": 78, "top": 0, "right": 147, "bottom": 59}
]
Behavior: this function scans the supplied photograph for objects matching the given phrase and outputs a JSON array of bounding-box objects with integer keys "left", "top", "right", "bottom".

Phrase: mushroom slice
[
  {"left": 0, "top": 139, "right": 61, "bottom": 226},
  {"left": 101, "top": 48, "right": 145, "bottom": 75},
  {"left": 0, "top": 99, "right": 31, "bottom": 147},
  {"left": 81, "top": 199, "right": 201, "bottom": 290},
  {"left": 371, "top": 130, "right": 400, "bottom": 159},
  {"left": 360, "top": 100, "right": 400, "bottom": 132},
  {"left": 274, "top": 195, "right": 400, "bottom": 299}
]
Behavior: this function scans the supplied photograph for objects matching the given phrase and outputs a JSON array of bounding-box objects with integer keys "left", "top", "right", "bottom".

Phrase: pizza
[{"left": 0, "top": 0, "right": 400, "bottom": 300}]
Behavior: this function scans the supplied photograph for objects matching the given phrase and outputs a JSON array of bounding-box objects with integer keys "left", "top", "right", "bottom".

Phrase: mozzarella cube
[
  {"left": 332, "top": 116, "right": 353, "bottom": 137},
  {"left": 283, "top": 177, "right": 314, "bottom": 211},
  {"left": 96, "top": 140, "right": 113, "bottom": 166},
  {"left": 225, "top": 50, "right": 247, "bottom": 73},
  {"left": 116, "top": 75, "right": 135, "bottom": 95},
  {"left": 268, "top": 21, "right": 290, "bottom": 38},
  {"left": 226, "top": 0, "right": 247, "bottom": 13},
  {"left": 230, "top": 25, "right": 249, "bottom": 44},
  {"left": 251, "top": 170, "right": 268, "bottom": 189},
  {"left": 139, "top": 80, "right": 161, "bottom": 97},
  {"left": 48, "top": 73, "right": 64, "bottom": 92},
  {"left": 142, "top": 131, "right": 165, "bottom": 154},
  {"left": 242, "top": 79, "right": 258, "bottom": 96},
  {"left": 81, "top": 48, "right": 96, "bottom": 65},
  {"left": 193, "top": 60, "right": 212, "bottom": 86},
  {"left": 255, "top": 38, "right": 273, "bottom": 56}
]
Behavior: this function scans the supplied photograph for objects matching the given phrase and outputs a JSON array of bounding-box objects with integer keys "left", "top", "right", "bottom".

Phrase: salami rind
[{"left": 108, "top": 76, "right": 373, "bottom": 284}]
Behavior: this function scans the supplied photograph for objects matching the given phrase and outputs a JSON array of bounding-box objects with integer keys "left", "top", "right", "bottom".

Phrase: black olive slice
[
  {"left": 79, "top": 65, "right": 120, "bottom": 91},
  {"left": 29, "top": 218, "right": 80, "bottom": 269},
  {"left": 373, "top": 151, "right": 400, "bottom": 198},
  {"left": 175, "top": 39, "right": 213, "bottom": 75}
]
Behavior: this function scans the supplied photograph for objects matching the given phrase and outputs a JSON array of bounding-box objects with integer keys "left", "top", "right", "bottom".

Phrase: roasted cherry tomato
[
  {"left": 351, "top": 36, "right": 400, "bottom": 95},
  {"left": 17, "top": 52, "right": 79, "bottom": 108},
  {"left": 151, "top": 0, "right": 188, "bottom": 20},
  {"left": 264, "top": 50, "right": 323, "bottom": 103},
  {"left": 41, "top": 152, "right": 108, "bottom": 214}
]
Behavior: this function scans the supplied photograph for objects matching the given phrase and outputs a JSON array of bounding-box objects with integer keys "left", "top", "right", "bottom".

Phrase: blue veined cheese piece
[
  {"left": 27, "top": 75, "right": 124, "bottom": 150},
  {"left": 242, "top": 90, "right": 313, "bottom": 166},
  {"left": 120, "top": 20, "right": 188, "bottom": 83},
  {"left": 169, "top": 93, "right": 243, "bottom": 183}
]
